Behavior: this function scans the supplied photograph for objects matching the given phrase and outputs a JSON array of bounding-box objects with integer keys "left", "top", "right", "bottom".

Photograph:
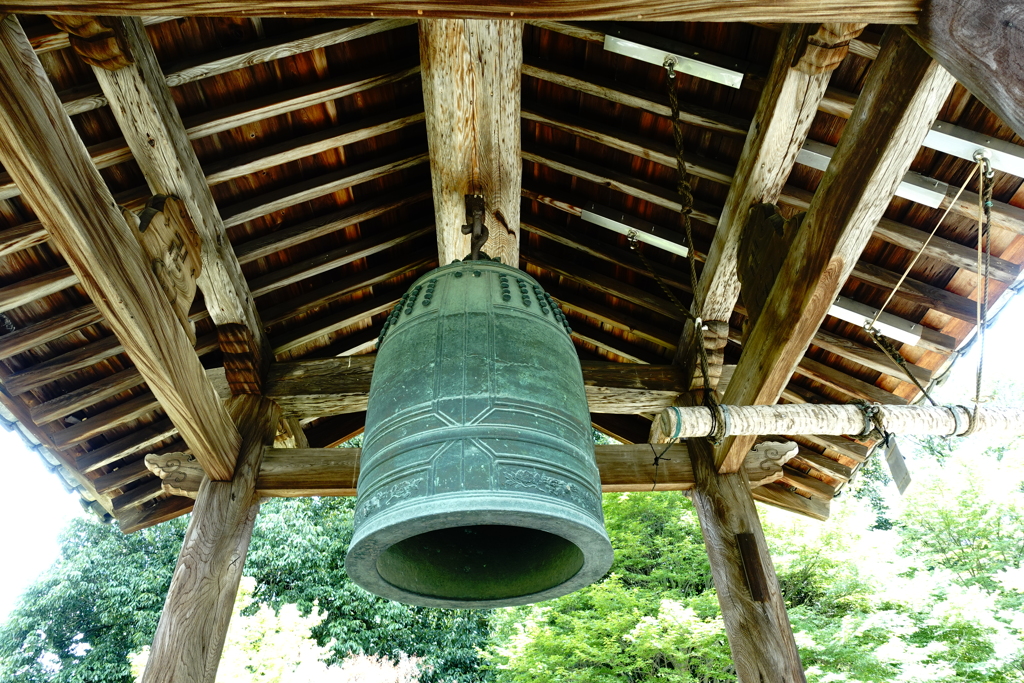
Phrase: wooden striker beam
[
  {"left": 419, "top": 19, "right": 521, "bottom": 266},
  {"left": 142, "top": 395, "right": 280, "bottom": 683},
  {"left": 0, "top": 15, "right": 241, "bottom": 481}
]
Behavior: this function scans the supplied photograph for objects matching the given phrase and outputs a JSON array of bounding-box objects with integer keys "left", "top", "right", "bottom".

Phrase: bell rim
[{"left": 345, "top": 493, "right": 614, "bottom": 609}]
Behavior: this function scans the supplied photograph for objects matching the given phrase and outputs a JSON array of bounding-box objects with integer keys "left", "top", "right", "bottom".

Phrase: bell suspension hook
[{"left": 461, "top": 194, "right": 489, "bottom": 260}]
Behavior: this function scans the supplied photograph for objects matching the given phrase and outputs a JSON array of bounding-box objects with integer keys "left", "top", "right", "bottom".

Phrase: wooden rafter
[
  {"left": 716, "top": 29, "right": 956, "bottom": 471},
  {"left": 64, "top": 16, "right": 271, "bottom": 394},
  {"left": 0, "top": 15, "right": 241, "bottom": 480},
  {"left": 674, "top": 24, "right": 845, "bottom": 384},
  {"left": 420, "top": 18, "right": 522, "bottom": 266}
]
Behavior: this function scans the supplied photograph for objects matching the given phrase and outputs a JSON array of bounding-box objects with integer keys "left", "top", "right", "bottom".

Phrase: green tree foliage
[
  {"left": 0, "top": 498, "right": 490, "bottom": 683},
  {"left": 486, "top": 492, "right": 733, "bottom": 682}
]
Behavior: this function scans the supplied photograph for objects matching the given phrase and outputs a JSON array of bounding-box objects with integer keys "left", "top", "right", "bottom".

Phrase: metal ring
[
  {"left": 945, "top": 404, "right": 964, "bottom": 437},
  {"left": 670, "top": 406, "right": 682, "bottom": 441}
]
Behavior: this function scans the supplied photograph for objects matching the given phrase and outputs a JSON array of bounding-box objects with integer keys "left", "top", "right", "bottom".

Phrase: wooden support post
[
  {"left": 0, "top": 15, "right": 241, "bottom": 481},
  {"left": 141, "top": 395, "right": 281, "bottom": 683},
  {"left": 686, "top": 409, "right": 807, "bottom": 683},
  {"left": 716, "top": 30, "right": 955, "bottom": 471},
  {"left": 419, "top": 19, "right": 522, "bottom": 267}
]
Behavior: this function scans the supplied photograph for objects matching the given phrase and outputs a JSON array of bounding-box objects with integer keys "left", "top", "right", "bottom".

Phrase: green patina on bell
[{"left": 346, "top": 256, "right": 613, "bottom": 608}]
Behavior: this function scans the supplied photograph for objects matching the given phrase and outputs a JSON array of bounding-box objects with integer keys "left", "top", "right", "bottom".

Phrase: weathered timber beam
[
  {"left": 74, "top": 16, "right": 271, "bottom": 395},
  {"left": 11, "top": 2, "right": 921, "bottom": 22},
  {"left": 263, "top": 356, "right": 686, "bottom": 417},
  {"left": 905, "top": 2, "right": 1024, "bottom": 140},
  {"left": 0, "top": 266, "right": 79, "bottom": 313},
  {"left": 77, "top": 417, "right": 179, "bottom": 473},
  {"left": 139, "top": 442, "right": 792, "bottom": 498},
  {"left": 140, "top": 396, "right": 279, "bottom": 683},
  {"left": 420, "top": 19, "right": 521, "bottom": 266},
  {"left": 716, "top": 30, "right": 955, "bottom": 471},
  {"left": 0, "top": 16, "right": 241, "bottom": 480}
]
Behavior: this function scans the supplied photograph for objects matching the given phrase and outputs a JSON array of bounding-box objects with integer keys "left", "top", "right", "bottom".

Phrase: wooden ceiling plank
[
  {"left": 246, "top": 222, "right": 433, "bottom": 298},
  {"left": 548, "top": 286, "right": 681, "bottom": 351},
  {"left": 220, "top": 147, "right": 429, "bottom": 228},
  {"left": 77, "top": 417, "right": 178, "bottom": 473},
  {"left": 675, "top": 25, "right": 840, "bottom": 386},
  {"left": 260, "top": 254, "right": 434, "bottom": 328},
  {"left": 810, "top": 327, "right": 932, "bottom": 383},
  {"left": 420, "top": 19, "right": 522, "bottom": 267},
  {"left": 15, "top": 3, "right": 920, "bottom": 23},
  {"left": 717, "top": 29, "right": 955, "bottom": 472},
  {"left": 570, "top": 325, "right": 670, "bottom": 365},
  {"left": 0, "top": 266, "right": 79, "bottom": 313},
  {"left": 234, "top": 187, "right": 430, "bottom": 265},
  {"left": 270, "top": 294, "right": 398, "bottom": 356},
  {"left": 873, "top": 217, "right": 1019, "bottom": 283},
  {"left": 0, "top": 303, "right": 103, "bottom": 359},
  {"left": 4, "top": 334, "right": 124, "bottom": 395},
  {"left": 849, "top": 260, "right": 978, "bottom": 322},
  {"left": 0, "top": 219, "right": 49, "bottom": 257},
  {"left": 795, "top": 357, "right": 909, "bottom": 405},
  {"left": 31, "top": 367, "right": 146, "bottom": 425},
  {"left": 203, "top": 107, "right": 425, "bottom": 186},
  {"left": 53, "top": 391, "right": 162, "bottom": 449},
  {"left": 183, "top": 61, "right": 421, "bottom": 141},
  {"left": 78, "top": 16, "right": 271, "bottom": 394},
  {"left": 0, "top": 16, "right": 240, "bottom": 479}
]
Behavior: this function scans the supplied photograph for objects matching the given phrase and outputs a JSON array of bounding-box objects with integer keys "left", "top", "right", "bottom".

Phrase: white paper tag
[{"left": 885, "top": 437, "right": 911, "bottom": 494}]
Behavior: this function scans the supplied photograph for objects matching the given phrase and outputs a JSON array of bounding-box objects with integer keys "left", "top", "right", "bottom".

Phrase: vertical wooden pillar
[
  {"left": 419, "top": 18, "right": 522, "bottom": 267},
  {"left": 688, "top": 434, "right": 806, "bottom": 683},
  {"left": 142, "top": 395, "right": 281, "bottom": 683}
]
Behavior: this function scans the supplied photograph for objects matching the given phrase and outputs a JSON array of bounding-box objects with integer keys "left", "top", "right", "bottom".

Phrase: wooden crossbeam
[
  {"left": 717, "top": 30, "right": 956, "bottom": 472},
  {"left": 420, "top": 19, "right": 522, "bottom": 266},
  {"left": 12, "top": 2, "right": 921, "bottom": 22},
  {"left": 264, "top": 356, "right": 686, "bottom": 417},
  {"left": 0, "top": 16, "right": 241, "bottom": 480}
]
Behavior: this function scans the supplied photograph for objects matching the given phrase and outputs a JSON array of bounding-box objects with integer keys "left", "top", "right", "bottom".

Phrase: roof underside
[{"left": 1, "top": 14, "right": 1021, "bottom": 530}]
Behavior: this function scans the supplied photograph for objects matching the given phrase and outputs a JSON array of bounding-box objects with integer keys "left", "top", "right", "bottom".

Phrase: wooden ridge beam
[
  {"left": 264, "top": 356, "right": 687, "bottom": 418},
  {"left": 16, "top": 2, "right": 921, "bottom": 21},
  {"left": 420, "top": 19, "right": 522, "bottom": 267},
  {"left": 80, "top": 16, "right": 271, "bottom": 395},
  {"left": 0, "top": 15, "right": 240, "bottom": 480},
  {"left": 717, "top": 30, "right": 955, "bottom": 472}
]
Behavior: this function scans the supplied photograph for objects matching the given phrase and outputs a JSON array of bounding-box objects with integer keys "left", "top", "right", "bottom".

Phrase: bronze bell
[{"left": 346, "top": 257, "right": 613, "bottom": 608}]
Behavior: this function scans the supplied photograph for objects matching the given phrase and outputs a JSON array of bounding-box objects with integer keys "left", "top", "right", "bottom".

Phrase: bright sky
[{"left": 0, "top": 291, "right": 1022, "bottom": 625}]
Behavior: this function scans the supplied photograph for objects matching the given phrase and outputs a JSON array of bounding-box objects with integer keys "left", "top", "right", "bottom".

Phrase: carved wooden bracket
[
  {"left": 145, "top": 452, "right": 205, "bottom": 499},
  {"left": 745, "top": 440, "right": 798, "bottom": 487},
  {"left": 122, "top": 195, "right": 203, "bottom": 345},
  {"left": 48, "top": 15, "right": 133, "bottom": 70},
  {"left": 793, "top": 22, "right": 869, "bottom": 74}
]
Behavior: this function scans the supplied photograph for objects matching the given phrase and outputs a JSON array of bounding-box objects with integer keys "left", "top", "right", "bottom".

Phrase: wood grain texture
[
  {"left": 0, "top": 304, "right": 103, "bottom": 359},
  {"left": 688, "top": 430, "right": 808, "bottom": 682},
  {"left": 0, "top": 266, "right": 79, "bottom": 313},
  {"left": 905, "top": 1, "right": 1024, "bottom": 139},
  {"left": 676, "top": 25, "right": 833, "bottom": 380},
  {"left": 264, "top": 356, "right": 687, "bottom": 418},
  {"left": 92, "top": 16, "right": 270, "bottom": 386},
  {"left": 5, "top": 1, "right": 922, "bottom": 22},
  {"left": 141, "top": 396, "right": 279, "bottom": 683},
  {"left": 49, "top": 14, "right": 132, "bottom": 69},
  {"left": 77, "top": 418, "right": 178, "bottom": 472},
  {"left": 0, "top": 219, "right": 49, "bottom": 257},
  {"left": 717, "top": 29, "right": 954, "bottom": 472},
  {"left": 0, "top": 16, "right": 241, "bottom": 480},
  {"left": 420, "top": 19, "right": 521, "bottom": 266},
  {"left": 793, "top": 22, "right": 867, "bottom": 74}
]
